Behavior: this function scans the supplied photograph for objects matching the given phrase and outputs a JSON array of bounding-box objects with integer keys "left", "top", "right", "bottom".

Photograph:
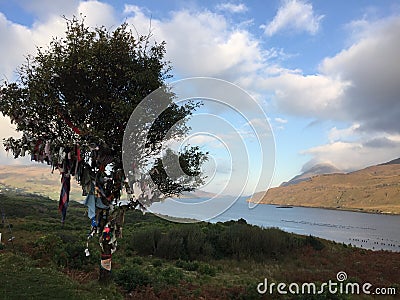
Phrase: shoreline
[{"left": 246, "top": 197, "right": 400, "bottom": 216}]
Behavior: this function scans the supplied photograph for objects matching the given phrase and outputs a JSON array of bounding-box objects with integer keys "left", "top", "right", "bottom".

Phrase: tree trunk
[
  {"left": 98, "top": 209, "right": 112, "bottom": 283},
  {"left": 99, "top": 240, "right": 112, "bottom": 283}
]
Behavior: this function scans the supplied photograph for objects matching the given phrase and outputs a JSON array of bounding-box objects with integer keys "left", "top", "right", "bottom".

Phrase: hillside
[
  {"left": 250, "top": 161, "right": 400, "bottom": 214},
  {"left": 0, "top": 164, "right": 83, "bottom": 201},
  {"left": 0, "top": 165, "right": 218, "bottom": 201}
]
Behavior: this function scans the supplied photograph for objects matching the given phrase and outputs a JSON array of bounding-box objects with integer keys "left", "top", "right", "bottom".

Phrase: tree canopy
[{"left": 0, "top": 17, "right": 207, "bottom": 201}]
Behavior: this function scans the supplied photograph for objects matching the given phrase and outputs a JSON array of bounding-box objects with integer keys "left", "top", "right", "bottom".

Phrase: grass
[
  {"left": 0, "top": 252, "right": 123, "bottom": 300},
  {"left": 0, "top": 189, "right": 399, "bottom": 299}
]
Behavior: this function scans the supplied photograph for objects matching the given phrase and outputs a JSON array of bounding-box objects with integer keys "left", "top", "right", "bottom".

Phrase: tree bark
[
  {"left": 98, "top": 209, "right": 112, "bottom": 283},
  {"left": 99, "top": 240, "right": 112, "bottom": 283}
]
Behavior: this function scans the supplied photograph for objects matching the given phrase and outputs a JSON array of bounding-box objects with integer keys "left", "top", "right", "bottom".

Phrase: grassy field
[{"left": 0, "top": 188, "right": 399, "bottom": 299}]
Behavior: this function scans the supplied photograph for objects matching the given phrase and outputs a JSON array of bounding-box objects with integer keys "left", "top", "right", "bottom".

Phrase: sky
[{"left": 1, "top": 0, "right": 400, "bottom": 195}]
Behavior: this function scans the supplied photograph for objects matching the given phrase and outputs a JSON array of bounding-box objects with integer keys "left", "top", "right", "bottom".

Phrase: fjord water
[{"left": 150, "top": 197, "right": 400, "bottom": 252}]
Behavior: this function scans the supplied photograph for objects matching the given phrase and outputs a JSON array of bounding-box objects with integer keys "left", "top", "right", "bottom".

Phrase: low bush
[
  {"left": 198, "top": 263, "right": 216, "bottom": 276},
  {"left": 129, "top": 221, "right": 308, "bottom": 262},
  {"left": 158, "top": 266, "right": 184, "bottom": 285},
  {"left": 305, "top": 235, "right": 325, "bottom": 251},
  {"left": 152, "top": 259, "right": 163, "bottom": 267},
  {"left": 175, "top": 259, "right": 199, "bottom": 271},
  {"left": 114, "top": 265, "right": 152, "bottom": 292}
]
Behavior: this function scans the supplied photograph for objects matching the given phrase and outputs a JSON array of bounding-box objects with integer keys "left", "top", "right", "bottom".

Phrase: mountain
[
  {"left": 280, "top": 163, "right": 342, "bottom": 187},
  {"left": 250, "top": 158, "right": 400, "bottom": 214},
  {"left": 380, "top": 157, "right": 400, "bottom": 165},
  {"left": 0, "top": 164, "right": 83, "bottom": 201},
  {"left": 0, "top": 164, "right": 221, "bottom": 201},
  {"left": 180, "top": 190, "right": 220, "bottom": 199}
]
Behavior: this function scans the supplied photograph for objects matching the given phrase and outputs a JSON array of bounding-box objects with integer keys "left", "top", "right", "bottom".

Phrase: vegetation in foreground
[{"left": 0, "top": 189, "right": 399, "bottom": 299}]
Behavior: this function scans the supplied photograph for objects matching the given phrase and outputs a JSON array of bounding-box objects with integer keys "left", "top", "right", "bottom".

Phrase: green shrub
[
  {"left": 305, "top": 235, "right": 325, "bottom": 251},
  {"left": 114, "top": 265, "right": 152, "bottom": 292},
  {"left": 152, "top": 259, "right": 163, "bottom": 267},
  {"left": 128, "top": 220, "right": 320, "bottom": 262},
  {"left": 156, "top": 230, "right": 185, "bottom": 259},
  {"left": 159, "top": 266, "right": 184, "bottom": 285},
  {"left": 198, "top": 263, "right": 216, "bottom": 276},
  {"left": 131, "top": 227, "right": 161, "bottom": 255},
  {"left": 175, "top": 259, "right": 199, "bottom": 271},
  {"left": 31, "top": 233, "right": 98, "bottom": 270},
  {"left": 131, "top": 256, "right": 144, "bottom": 265},
  {"left": 56, "top": 243, "right": 84, "bottom": 269},
  {"left": 32, "top": 234, "right": 63, "bottom": 260}
]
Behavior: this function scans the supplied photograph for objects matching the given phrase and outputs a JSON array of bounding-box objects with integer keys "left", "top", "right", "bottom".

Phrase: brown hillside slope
[
  {"left": 0, "top": 165, "right": 216, "bottom": 201},
  {"left": 0, "top": 165, "right": 83, "bottom": 201},
  {"left": 250, "top": 164, "right": 400, "bottom": 214}
]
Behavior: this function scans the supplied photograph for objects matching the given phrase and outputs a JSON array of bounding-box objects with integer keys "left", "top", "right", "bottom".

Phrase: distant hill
[
  {"left": 280, "top": 163, "right": 342, "bottom": 187},
  {"left": 380, "top": 157, "right": 400, "bottom": 165},
  {"left": 180, "top": 190, "right": 220, "bottom": 199},
  {"left": 250, "top": 158, "right": 400, "bottom": 214},
  {"left": 0, "top": 164, "right": 220, "bottom": 201},
  {"left": 0, "top": 164, "right": 85, "bottom": 201}
]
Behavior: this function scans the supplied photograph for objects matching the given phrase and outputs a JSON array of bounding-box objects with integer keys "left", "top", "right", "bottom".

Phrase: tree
[{"left": 0, "top": 17, "right": 207, "bottom": 281}]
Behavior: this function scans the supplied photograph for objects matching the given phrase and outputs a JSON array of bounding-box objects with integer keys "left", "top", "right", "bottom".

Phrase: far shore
[{"left": 247, "top": 197, "right": 400, "bottom": 216}]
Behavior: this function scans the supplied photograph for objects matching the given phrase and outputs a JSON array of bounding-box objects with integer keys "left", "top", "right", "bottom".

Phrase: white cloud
[
  {"left": 328, "top": 123, "right": 360, "bottom": 142},
  {"left": 246, "top": 118, "right": 269, "bottom": 130},
  {"left": 275, "top": 117, "right": 288, "bottom": 124},
  {"left": 0, "top": 11, "right": 68, "bottom": 165},
  {"left": 77, "top": 1, "right": 118, "bottom": 28},
  {"left": 183, "top": 134, "right": 226, "bottom": 149},
  {"left": 216, "top": 3, "right": 248, "bottom": 14},
  {"left": 0, "top": 1, "right": 118, "bottom": 82},
  {"left": 0, "top": 115, "right": 20, "bottom": 138},
  {"left": 319, "top": 16, "right": 400, "bottom": 134},
  {"left": 261, "top": 0, "right": 324, "bottom": 36},
  {"left": 242, "top": 118, "right": 273, "bottom": 138},
  {"left": 258, "top": 72, "right": 350, "bottom": 118},
  {"left": 0, "top": 115, "right": 26, "bottom": 165},
  {"left": 0, "top": 13, "right": 33, "bottom": 81},
  {"left": 124, "top": 8, "right": 264, "bottom": 80},
  {"left": 257, "top": 15, "right": 400, "bottom": 135},
  {"left": 257, "top": 15, "right": 400, "bottom": 172},
  {"left": 302, "top": 135, "right": 400, "bottom": 172}
]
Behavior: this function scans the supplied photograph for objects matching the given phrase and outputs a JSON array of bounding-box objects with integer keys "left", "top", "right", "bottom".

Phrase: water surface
[{"left": 150, "top": 197, "right": 400, "bottom": 252}]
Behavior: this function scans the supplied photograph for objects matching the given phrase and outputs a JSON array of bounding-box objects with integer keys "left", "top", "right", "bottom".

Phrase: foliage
[
  {"left": 114, "top": 264, "right": 185, "bottom": 292},
  {"left": 114, "top": 265, "right": 152, "bottom": 292},
  {"left": 175, "top": 259, "right": 199, "bottom": 271},
  {"left": 0, "top": 16, "right": 207, "bottom": 202},
  {"left": 129, "top": 221, "right": 307, "bottom": 262},
  {"left": 159, "top": 266, "right": 185, "bottom": 284},
  {"left": 197, "top": 262, "right": 217, "bottom": 276},
  {"left": 30, "top": 232, "right": 99, "bottom": 271},
  {"left": 305, "top": 235, "right": 325, "bottom": 251}
]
